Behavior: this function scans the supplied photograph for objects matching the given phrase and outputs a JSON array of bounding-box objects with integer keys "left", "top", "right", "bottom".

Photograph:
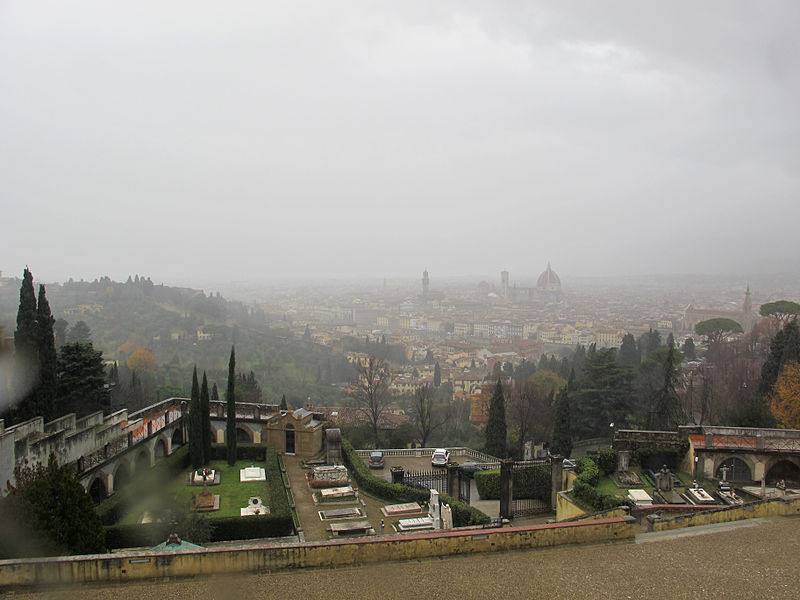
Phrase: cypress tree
[
  {"left": 618, "top": 333, "right": 640, "bottom": 367},
  {"left": 280, "top": 394, "right": 288, "bottom": 410},
  {"left": 13, "top": 268, "right": 39, "bottom": 419},
  {"left": 211, "top": 382, "right": 219, "bottom": 402},
  {"left": 485, "top": 378, "right": 507, "bottom": 458},
  {"left": 552, "top": 388, "right": 572, "bottom": 458},
  {"left": 35, "top": 285, "right": 57, "bottom": 421},
  {"left": 226, "top": 346, "right": 237, "bottom": 466},
  {"left": 433, "top": 361, "right": 441, "bottom": 387},
  {"left": 189, "top": 367, "right": 202, "bottom": 469},
  {"left": 200, "top": 371, "right": 212, "bottom": 465}
]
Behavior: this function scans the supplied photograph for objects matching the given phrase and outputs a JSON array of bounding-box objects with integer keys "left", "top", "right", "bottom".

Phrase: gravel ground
[{"left": 7, "top": 516, "right": 799, "bottom": 599}]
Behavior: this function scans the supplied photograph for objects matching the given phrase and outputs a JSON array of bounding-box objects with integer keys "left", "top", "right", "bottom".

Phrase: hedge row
[
  {"left": 474, "top": 465, "right": 550, "bottom": 502},
  {"left": 342, "top": 439, "right": 486, "bottom": 526},
  {"left": 104, "top": 444, "right": 293, "bottom": 549},
  {"left": 209, "top": 443, "right": 267, "bottom": 462}
]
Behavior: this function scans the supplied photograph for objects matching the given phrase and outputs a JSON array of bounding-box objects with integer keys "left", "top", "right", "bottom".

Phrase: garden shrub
[
  {"left": 594, "top": 447, "right": 618, "bottom": 476},
  {"left": 570, "top": 456, "right": 623, "bottom": 512}
]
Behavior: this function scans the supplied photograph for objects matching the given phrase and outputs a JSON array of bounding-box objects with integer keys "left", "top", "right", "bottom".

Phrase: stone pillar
[
  {"left": 391, "top": 466, "right": 405, "bottom": 484},
  {"left": 705, "top": 433, "right": 714, "bottom": 448},
  {"left": 446, "top": 463, "right": 459, "bottom": 497},
  {"left": 500, "top": 460, "right": 513, "bottom": 520},
  {"left": 618, "top": 450, "right": 631, "bottom": 472},
  {"left": 550, "top": 454, "right": 563, "bottom": 512},
  {"left": 756, "top": 435, "right": 764, "bottom": 450}
]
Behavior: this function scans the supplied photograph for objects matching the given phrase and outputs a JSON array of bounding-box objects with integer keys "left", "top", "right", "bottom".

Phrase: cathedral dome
[{"left": 537, "top": 262, "right": 561, "bottom": 288}]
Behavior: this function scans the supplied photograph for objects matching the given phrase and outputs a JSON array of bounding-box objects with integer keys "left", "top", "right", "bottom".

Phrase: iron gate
[
  {"left": 401, "top": 467, "right": 471, "bottom": 504},
  {"left": 458, "top": 470, "right": 471, "bottom": 504},
  {"left": 511, "top": 459, "right": 552, "bottom": 516},
  {"left": 402, "top": 469, "right": 447, "bottom": 494}
]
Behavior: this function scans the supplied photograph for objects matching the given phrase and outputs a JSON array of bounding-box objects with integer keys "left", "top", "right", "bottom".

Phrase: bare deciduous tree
[
  {"left": 348, "top": 356, "right": 392, "bottom": 448},
  {"left": 410, "top": 383, "right": 447, "bottom": 447}
]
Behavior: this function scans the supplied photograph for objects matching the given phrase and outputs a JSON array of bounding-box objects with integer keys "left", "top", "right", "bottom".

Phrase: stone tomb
[
  {"left": 190, "top": 468, "right": 220, "bottom": 486},
  {"left": 318, "top": 507, "right": 363, "bottom": 521},
  {"left": 240, "top": 496, "right": 270, "bottom": 516},
  {"left": 397, "top": 489, "right": 441, "bottom": 531},
  {"left": 396, "top": 517, "right": 435, "bottom": 532},
  {"left": 627, "top": 489, "right": 653, "bottom": 506},
  {"left": 381, "top": 502, "right": 424, "bottom": 517},
  {"left": 319, "top": 485, "right": 355, "bottom": 499},
  {"left": 240, "top": 466, "right": 266, "bottom": 482},
  {"left": 329, "top": 520, "right": 374, "bottom": 536},
  {"left": 686, "top": 486, "right": 716, "bottom": 505},
  {"left": 311, "top": 465, "right": 349, "bottom": 483},
  {"left": 190, "top": 485, "right": 220, "bottom": 512}
]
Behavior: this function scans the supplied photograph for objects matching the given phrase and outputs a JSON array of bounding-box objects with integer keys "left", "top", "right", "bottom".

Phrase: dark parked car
[
  {"left": 368, "top": 451, "right": 385, "bottom": 469},
  {"left": 459, "top": 461, "right": 487, "bottom": 474}
]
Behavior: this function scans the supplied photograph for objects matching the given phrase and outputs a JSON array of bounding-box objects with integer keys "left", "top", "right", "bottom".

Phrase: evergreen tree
[
  {"left": 211, "top": 382, "right": 220, "bottom": 402},
  {"left": 650, "top": 340, "right": 683, "bottom": 430},
  {"left": 758, "top": 320, "right": 800, "bottom": 397},
  {"left": 618, "top": 333, "right": 640, "bottom": 367},
  {"left": 433, "top": 361, "right": 441, "bottom": 387},
  {"left": 538, "top": 354, "right": 549, "bottom": 371},
  {"left": 552, "top": 388, "right": 572, "bottom": 458},
  {"left": 12, "top": 268, "right": 38, "bottom": 420},
  {"left": 280, "top": 394, "right": 288, "bottom": 410},
  {"left": 574, "top": 348, "right": 633, "bottom": 438},
  {"left": 188, "top": 367, "right": 202, "bottom": 469},
  {"left": 56, "top": 343, "right": 107, "bottom": 416},
  {"left": 226, "top": 346, "right": 237, "bottom": 466},
  {"left": 35, "top": 285, "right": 57, "bottom": 421},
  {"left": 200, "top": 371, "right": 212, "bottom": 465},
  {"left": 484, "top": 379, "right": 507, "bottom": 458},
  {"left": 1, "top": 453, "right": 105, "bottom": 557},
  {"left": 67, "top": 321, "right": 92, "bottom": 345}
]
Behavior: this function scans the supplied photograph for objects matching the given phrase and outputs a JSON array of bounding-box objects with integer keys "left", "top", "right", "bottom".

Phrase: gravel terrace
[{"left": 9, "top": 515, "right": 800, "bottom": 599}]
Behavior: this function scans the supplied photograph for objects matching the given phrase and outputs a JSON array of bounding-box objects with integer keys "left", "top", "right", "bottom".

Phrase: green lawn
[{"left": 119, "top": 460, "right": 269, "bottom": 524}]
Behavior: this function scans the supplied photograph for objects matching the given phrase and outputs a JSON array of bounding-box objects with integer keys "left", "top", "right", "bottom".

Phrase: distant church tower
[
  {"left": 422, "top": 270, "right": 429, "bottom": 297},
  {"left": 744, "top": 285, "right": 752, "bottom": 315},
  {"left": 501, "top": 271, "right": 509, "bottom": 299}
]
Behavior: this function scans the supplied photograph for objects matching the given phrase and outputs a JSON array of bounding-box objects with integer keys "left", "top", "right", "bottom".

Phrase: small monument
[
  {"left": 190, "top": 468, "right": 220, "bottom": 486},
  {"left": 241, "top": 496, "right": 269, "bottom": 516},
  {"left": 428, "top": 489, "right": 441, "bottom": 529},
  {"left": 654, "top": 465, "right": 673, "bottom": 492},
  {"left": 441, "top": 503, "right": 453, "bottom": 530}
]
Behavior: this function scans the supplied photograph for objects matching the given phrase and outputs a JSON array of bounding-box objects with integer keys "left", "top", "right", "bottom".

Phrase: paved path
[{"left": 11, "top": 516, "right": 800, "bottom": 599}]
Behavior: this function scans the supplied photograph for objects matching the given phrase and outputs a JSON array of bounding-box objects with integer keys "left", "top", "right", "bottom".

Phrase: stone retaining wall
[
  {"left": 0, "top": 518, "right": 636, "bottom": 589},
  {"left": 650, "top": 494, "right": 800, "bottom": 532}
]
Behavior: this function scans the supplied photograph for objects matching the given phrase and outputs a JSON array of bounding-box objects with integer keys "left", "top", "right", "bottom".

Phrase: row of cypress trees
[
  {"left": 10, "top": 268, "right": 58, "bottom": 422},
  {"left": 188, "top": 346, "right": 237, "bottom": 468}
]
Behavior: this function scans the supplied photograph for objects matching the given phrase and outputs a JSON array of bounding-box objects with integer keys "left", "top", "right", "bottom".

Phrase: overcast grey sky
[{"left": 2, "top": 1, "right": 798, "bottom": 285}]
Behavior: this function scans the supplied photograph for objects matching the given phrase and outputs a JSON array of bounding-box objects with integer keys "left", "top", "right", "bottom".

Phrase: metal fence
[
  {"left": 402, "top": 468, "right": 448, "bottom": 495},
  {"left": 511, "top": 459, "right": 552, "bottom": 516}
]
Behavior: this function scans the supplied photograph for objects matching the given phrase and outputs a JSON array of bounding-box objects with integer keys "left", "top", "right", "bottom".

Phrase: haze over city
[{"left": 3, "top": 1, "right": 799, "bottom": 285}]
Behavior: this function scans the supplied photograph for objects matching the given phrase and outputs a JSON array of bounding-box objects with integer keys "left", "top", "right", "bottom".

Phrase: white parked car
[{"left": 431, "top": 448, "right": 450, "bottom": 467}]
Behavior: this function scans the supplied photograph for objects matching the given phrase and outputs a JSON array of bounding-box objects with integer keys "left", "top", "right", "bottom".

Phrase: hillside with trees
[{"left": 0, "top": 272, "right": 354, "bottom": 419}]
